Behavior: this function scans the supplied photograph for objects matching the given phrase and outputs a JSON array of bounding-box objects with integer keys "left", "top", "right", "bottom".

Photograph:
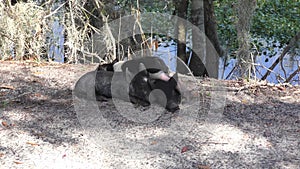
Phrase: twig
[
  {"left": 3, "top": 92, "right": 31, "bottom": 103},
  {"left": 280, "top": 54, "right": 287, "bottom": 79},
  {"left": 0, "top": 85, "right": 15, "bottom": 90},
  {"left": 0, "top": 31, "right": 16, "bottom": 43},
  {"left": 118, "top": 13, "right": 122, "bottom": 61},
  {"left": 225, "top": 64, "right": 237, "bottom": 80},
  {"left": 255, "top": 62, "right": 286, "bottom": 81},
  {"left": 44, "top": 2, "right": 66, "bottom": 19},
  {"left": 101, "top": 14, "right": 116, "bottom": 61},
  {"left": 201, "top": 141, "right": 228, "bottom": 145}
]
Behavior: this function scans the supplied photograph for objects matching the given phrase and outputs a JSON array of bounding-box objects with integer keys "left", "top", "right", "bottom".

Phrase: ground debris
[{"left": 0, "top": 61, "right": 299, "bottom": 169}]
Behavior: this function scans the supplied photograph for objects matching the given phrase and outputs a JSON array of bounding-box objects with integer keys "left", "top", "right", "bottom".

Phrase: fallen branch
[
  {"left": 285, "top": 65, "right": 300, "bottom": 83},
  {"left": 261, "top": 32, "right": 300, "bottom": 80}
]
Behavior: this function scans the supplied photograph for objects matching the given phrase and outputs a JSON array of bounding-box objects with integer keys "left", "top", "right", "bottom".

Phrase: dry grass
[
  {"left": 0, "top": 0, "right": 110, "bottom": 64},
  {"left": 0, "top": 2, "right": 46, "bottom": 60}
]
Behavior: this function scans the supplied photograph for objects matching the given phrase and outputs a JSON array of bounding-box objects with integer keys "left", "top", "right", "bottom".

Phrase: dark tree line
[{"left": 84, "top": 0, "right": 224, "bottom": 77}]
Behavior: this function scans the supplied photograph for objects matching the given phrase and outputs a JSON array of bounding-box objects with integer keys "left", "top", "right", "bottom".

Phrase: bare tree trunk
[
  {"left": 188, "top": 0, "right": 222, "bottom": 78},
  {"left": 204, "top": 0, "right": 224, "bottom": 57},
  {"left": 235, "top": 0, "right": 256, "bottom": 78},
  {"left": 189, "top": 0, "right": 207, "bottom": 76},
  {"left": 174, "top": 0, "right": 188, "bottom": 63}
]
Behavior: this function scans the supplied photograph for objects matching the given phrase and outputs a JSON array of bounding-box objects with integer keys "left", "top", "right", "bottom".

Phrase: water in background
[
  {"left": 49, "top": 20, "right": 64, "bottom": 62},
  {"left": 152, "top": 40, "right": 300, "bottom": 85},
  {"left": 50, "top": 24, "right": 299, "bottom": 85},
  {"left": 152, "top": 40, "right": 178, "bottom": 72},
  {"left": 218, "top": 46, "right": 300, "bottom": 85}
]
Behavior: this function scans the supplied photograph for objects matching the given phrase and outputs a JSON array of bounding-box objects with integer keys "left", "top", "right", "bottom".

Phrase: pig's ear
[
  {"left": 138, "top": 63, "right": 146, "bottom": 72},
  {"left": 125, "top": 67, "right": 134, "bottom": 82},
  {"left": 113, "top": 61, "right": 125, "bottom": 72},
  {"left": 150, "top": 71, "right": 170, "bottom": 81},
  {"left": 170, "top": 72, "right": 178, "bottom": 81}
]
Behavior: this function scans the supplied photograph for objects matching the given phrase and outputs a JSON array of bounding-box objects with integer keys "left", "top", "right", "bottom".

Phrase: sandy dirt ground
[{"left": 0, "top": 61, "right": 299, "bottom": 169}]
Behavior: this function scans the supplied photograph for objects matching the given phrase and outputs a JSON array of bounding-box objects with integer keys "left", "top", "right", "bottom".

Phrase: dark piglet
[{"left": 113, "top": 58, "right": 182, "bottom": 111}]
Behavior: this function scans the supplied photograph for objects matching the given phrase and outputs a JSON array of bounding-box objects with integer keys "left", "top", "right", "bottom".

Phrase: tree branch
[
  {"left": 285, "top": 65, "right": 300, "bottom": 83},
  {"left": 261, "top": 31, "right": 300, "bottom": 80}
]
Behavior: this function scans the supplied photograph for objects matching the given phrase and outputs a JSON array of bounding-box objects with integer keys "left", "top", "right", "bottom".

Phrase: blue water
[
  {"left": 49, "top": 20, "right": 64, "bottom": 62},
  {"left": 153, "top": 41, "right": 300, "bottom": 85},
  {"left": 49, "top": 21, "right": 299, "bottom": 85},
  {"left": 152, "top": 40, "right": 178, "bottom": 72},
  {"left": 218, "top": 48, "right": 300, "bottom": 85}
]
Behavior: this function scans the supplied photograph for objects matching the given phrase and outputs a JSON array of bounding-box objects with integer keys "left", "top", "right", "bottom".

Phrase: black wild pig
[
  {"left": 73, "top": 67, "right": 145, "bottom": 103},
  {"left": 95, "top": 66, "right": 152, "bottom": 106},
  {"left": 121, "top": 56, "right": 170, "bottom": 74},
  {"left": 97, "top": 63, "right": 181, "bottom": 111},
  {"left": 74, "top": 60, "right": 182, "bottom": 112},
  {"left": 120, "top": 57, "right": 191, "bottom": 103},
  {"left": 73, "top": 71, "right": 97, "bottom": 101},
  {"left": 129, "top": 69, "right": 181, "bottom": 112},
  {"left": 149, "top": 74, "right": 181, "bottom": 112},
  {"left": 73, "top": 61, "right": 120, "bottom": 101}
]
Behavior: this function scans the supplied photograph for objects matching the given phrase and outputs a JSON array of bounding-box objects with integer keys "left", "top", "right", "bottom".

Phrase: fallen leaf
[
  {"left": 181, "top": 146, "right": 189, "bottom": 153},
  {"left": 33, "top": 71, "right": 44, "bottom": 75},
  {"left": 1, "top": 121, "right": 8, "bottom": 127},
  {"left": 150, "top": 141, "right": 157, "bottom": 145},
  {"left": 277, "top": 86, "right": 285, "bottom": 91},
  {"left": 26, "top": 142, "right": 40, "bottom": 146},
  {"left": 0, "top": 85, "right": 15, "bottom": 90},
  {"left": 0, "top": 91, "right": 8, "bottom": 96},
  {"left": 0, "top": 153, "right": 4, "bottom": 158},
  {"left": 241, "top": 99, "right": 248, "bottom": 104},
  {"left": 198, "top": 165, "right": 210, "bottom": 169},
  {"left": 34, "top": 93, "right": 42, "bottom": 97},
  {"left": 14, "top": 161, "right": 23, "bottom": 164}
]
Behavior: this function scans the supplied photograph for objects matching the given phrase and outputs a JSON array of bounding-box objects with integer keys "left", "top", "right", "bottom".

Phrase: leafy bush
[
  {"left": 252, "top": 0, "right": 300, "bottom": 43},
  {"left": 214, "top": 0, "right": 300, "bottom": 54}
]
